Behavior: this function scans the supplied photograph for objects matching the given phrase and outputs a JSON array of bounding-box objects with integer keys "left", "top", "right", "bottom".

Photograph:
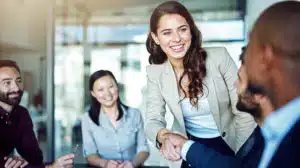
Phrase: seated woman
[{"left": 81, "top": 70, "right": 149, "bottom": 168}]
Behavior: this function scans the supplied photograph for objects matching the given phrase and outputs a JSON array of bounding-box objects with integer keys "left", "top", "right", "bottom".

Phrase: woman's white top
[{"left": 180, "top": 96, "right": 220, "bottom": 138}]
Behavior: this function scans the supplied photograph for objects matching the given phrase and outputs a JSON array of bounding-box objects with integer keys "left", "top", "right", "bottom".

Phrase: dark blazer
[
  {"left": 186, "top": 126, "right": 264, "bottom": 168},
  {"left": 267, "top": 119, "right": 300, "bottom": 168}
]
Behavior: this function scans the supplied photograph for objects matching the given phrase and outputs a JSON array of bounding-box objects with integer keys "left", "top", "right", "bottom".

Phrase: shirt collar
[
  {"left": 261, "top": 97, "right": 300, "bottom": 141},
  {"left": 99, "top": 105, "right": 128, "bottom": 127},
  {"left": 0, "top": 106, "right": 14, "bottom": 126},
  {"left": 0, "top": 105, "right": 18, "bottom": 115}
]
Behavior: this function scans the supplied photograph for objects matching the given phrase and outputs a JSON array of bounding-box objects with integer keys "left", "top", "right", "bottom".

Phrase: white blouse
[{"left": 180, "top": 96, "right": 220, "bottom": 138}]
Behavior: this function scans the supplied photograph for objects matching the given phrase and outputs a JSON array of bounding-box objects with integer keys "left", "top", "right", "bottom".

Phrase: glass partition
[{"left": 54, "top": 45, "right": 84, "bottom": 160}]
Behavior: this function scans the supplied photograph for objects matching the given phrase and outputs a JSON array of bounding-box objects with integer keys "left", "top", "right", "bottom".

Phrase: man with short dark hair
[
  {"left": 0, "top": 60, "right": 74, "bottom": 168},
  {"left": 244, "top": 1, "right": 300, "bottom": 167}
]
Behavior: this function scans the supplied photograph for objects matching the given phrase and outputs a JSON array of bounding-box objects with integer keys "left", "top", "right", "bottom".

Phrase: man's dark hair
[
  {"left": 252, "top": 1, "right": 300, "bottom": 62},
  {"left": 239, "top": 46, "right": 246, "bottom": 64},
  {"left": 0, "top": 60, "right": 20, "bottom": 72}
]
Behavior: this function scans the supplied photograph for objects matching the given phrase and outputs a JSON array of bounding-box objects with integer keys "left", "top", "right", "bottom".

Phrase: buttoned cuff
[
  {"left": 181, "top": 140, "right": 194, "bottom": 161},
  {"left": 137, "top": 145, "right": 150, "bottom": 154}
]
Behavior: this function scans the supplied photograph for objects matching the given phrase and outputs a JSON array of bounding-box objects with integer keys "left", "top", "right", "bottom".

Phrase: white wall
[{"left": 0, "top": 0, "right": 48, "bottom": 50}]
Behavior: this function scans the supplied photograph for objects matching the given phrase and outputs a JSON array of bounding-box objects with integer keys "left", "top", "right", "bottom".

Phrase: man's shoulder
[
  {"left": 16, "top": 105, "right": 28, "bottom": 111},
  {"left": 236, "top": 126, "right": 263, "bottom": 158},
  {"left": 280, "top": 119, "right": 300, "bottom": 143},
  {"left": 268, "top": 119, "right": 300, "bottom": 167},
  {"left": 15, "top": 105, "right": 30, "bottom": 113},
  {"left": 14, "top": 105, "right": 31, "bottom": 119}
]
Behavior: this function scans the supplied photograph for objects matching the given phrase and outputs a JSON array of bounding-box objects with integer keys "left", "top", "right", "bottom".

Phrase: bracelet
[
  {"left": 156, "top": 138, "right": 162, "bottom": 149},
  {"left": 156, "top": 129, "right": 169, "bottom": 149}
]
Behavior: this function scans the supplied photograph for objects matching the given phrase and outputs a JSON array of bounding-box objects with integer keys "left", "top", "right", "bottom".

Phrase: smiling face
[
  {"left": 91, "top": 75, "right": 119, "bottom": 108},
  {"left": 151, "top": 14, "right": 192, "bottom": 62},
  {"left": 0, "top": 67, "right": 23, "bottom": 106}
]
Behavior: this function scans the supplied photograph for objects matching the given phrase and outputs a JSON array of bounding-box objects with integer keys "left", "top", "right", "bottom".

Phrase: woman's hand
[
  {"left": 48, "top": 154, "right": 75, "bottom": 168},
  {"left": 104, "top": 160, "right": 121, "bottom": 168},
  {"left": 160, "top": 133, "right": 182, "bottom": 161},
  {"left": 117, "top": 161, "right": 135, "bottom": 168}
]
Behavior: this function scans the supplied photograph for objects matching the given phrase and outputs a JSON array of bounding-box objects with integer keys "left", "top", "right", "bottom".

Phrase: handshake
[{"left": 158, "top": 129, "right": 189, "bottom": 161}]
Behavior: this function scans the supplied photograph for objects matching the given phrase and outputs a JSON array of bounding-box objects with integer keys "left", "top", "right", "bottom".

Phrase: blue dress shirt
[
  {"left": 259, "top": 97, "right": 300, "bottom": 168},
  {"left": 181, "top": 140, "right": 194, "bottom": 161}
]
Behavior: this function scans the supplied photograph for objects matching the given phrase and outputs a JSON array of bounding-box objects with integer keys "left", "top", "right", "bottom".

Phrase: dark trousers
[{"left": 181, "top": 133, "right": 234, "bottom": 168}]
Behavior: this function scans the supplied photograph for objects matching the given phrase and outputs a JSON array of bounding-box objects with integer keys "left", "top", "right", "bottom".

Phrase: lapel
[
  {"left": 203, "top": 62, "right": 221, "bottom": 129},
  {"left": 160, "top": 61, "right": 186, "bottom": 132},
  {"left": 158, "top": 60, "right": 222, "bottom": 132}
]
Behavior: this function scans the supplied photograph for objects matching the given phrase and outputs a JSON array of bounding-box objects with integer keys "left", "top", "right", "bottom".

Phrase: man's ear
[
  {"left": 263, "top": 44, "right": 276, "bottom": 70},
  {"left": 151, "top": 32, "right": 160, "bottom": 45},
  {"left": 254, "top": 94, "right": 264, "bottom": 102}
]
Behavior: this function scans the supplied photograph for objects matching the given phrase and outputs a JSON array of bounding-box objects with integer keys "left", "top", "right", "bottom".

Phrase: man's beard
[
  {"left": 0, "top": 90, "right": 23, "bottom": 106},
  {"left": 247, "top": 81, "right": 266, "bottom": 95},
  {"left": 236, "top": 92, "right": 261, "bottom": 119}
]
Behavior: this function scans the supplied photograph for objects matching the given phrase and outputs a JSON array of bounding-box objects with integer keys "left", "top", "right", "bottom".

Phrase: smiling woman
[
  {"left": 81, "top": 70, "right": 149, "bottom": 168},
  {"left": 150, "top": 14, "right": 192, "bottom": 61},
  {"left": 144, "top": 1, "right": 256, "bottom": 168}
]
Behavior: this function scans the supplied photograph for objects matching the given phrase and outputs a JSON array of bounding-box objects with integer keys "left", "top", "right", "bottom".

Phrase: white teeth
[{"left": 171, "top": 45, "right": 183, "bottom": 50}]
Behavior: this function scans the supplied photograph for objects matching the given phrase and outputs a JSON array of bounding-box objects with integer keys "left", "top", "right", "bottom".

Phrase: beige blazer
[{"left": 145, "top": 47, "right": 256, "bottom": 156}]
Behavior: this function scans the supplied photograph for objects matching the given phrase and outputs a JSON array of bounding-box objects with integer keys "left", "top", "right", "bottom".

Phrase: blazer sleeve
[
  {"left": 145, "top": 66, "right": 167, "bottom": 143},
  {"left": 135, "top": 109, "right": 150, "bottom": 154},
  {"left": 218, "top": 48, "right": 256, "bottom": 151},
  {"left": 186, "top": 142, "right": 241, "bottom": 168}
]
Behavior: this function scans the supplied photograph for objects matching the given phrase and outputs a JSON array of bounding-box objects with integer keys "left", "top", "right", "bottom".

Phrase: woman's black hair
[{"left": 88, "top": 70, "right": 127, "bottom": 125}]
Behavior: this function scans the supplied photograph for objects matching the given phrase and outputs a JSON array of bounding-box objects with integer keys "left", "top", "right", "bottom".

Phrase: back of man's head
[
  {"left": 251, "top": 1, "right": 300, "bottom": 62},
  {"left": 0, "top": 60, "right": 20, "bottom": 72}
]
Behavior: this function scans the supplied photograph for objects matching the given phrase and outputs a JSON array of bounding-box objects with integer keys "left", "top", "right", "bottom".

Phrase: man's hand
[
  {"left": 166, "top": 133, "right": 188, "bottom": 151},
  {"left": 48, "top": 154, "right": 75, "bottom": 168},
  {"left": 4, "top": 156, "right": 28, "bottom": 168},
  {"left": 104, "top": 160, "right": 121, "bottom": 168},
  {"left": 160, "top": 138, "right": 181, "bottom": 161},
  {"left": 117, "top": 161, "right": 134, "bottom": 168}
]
